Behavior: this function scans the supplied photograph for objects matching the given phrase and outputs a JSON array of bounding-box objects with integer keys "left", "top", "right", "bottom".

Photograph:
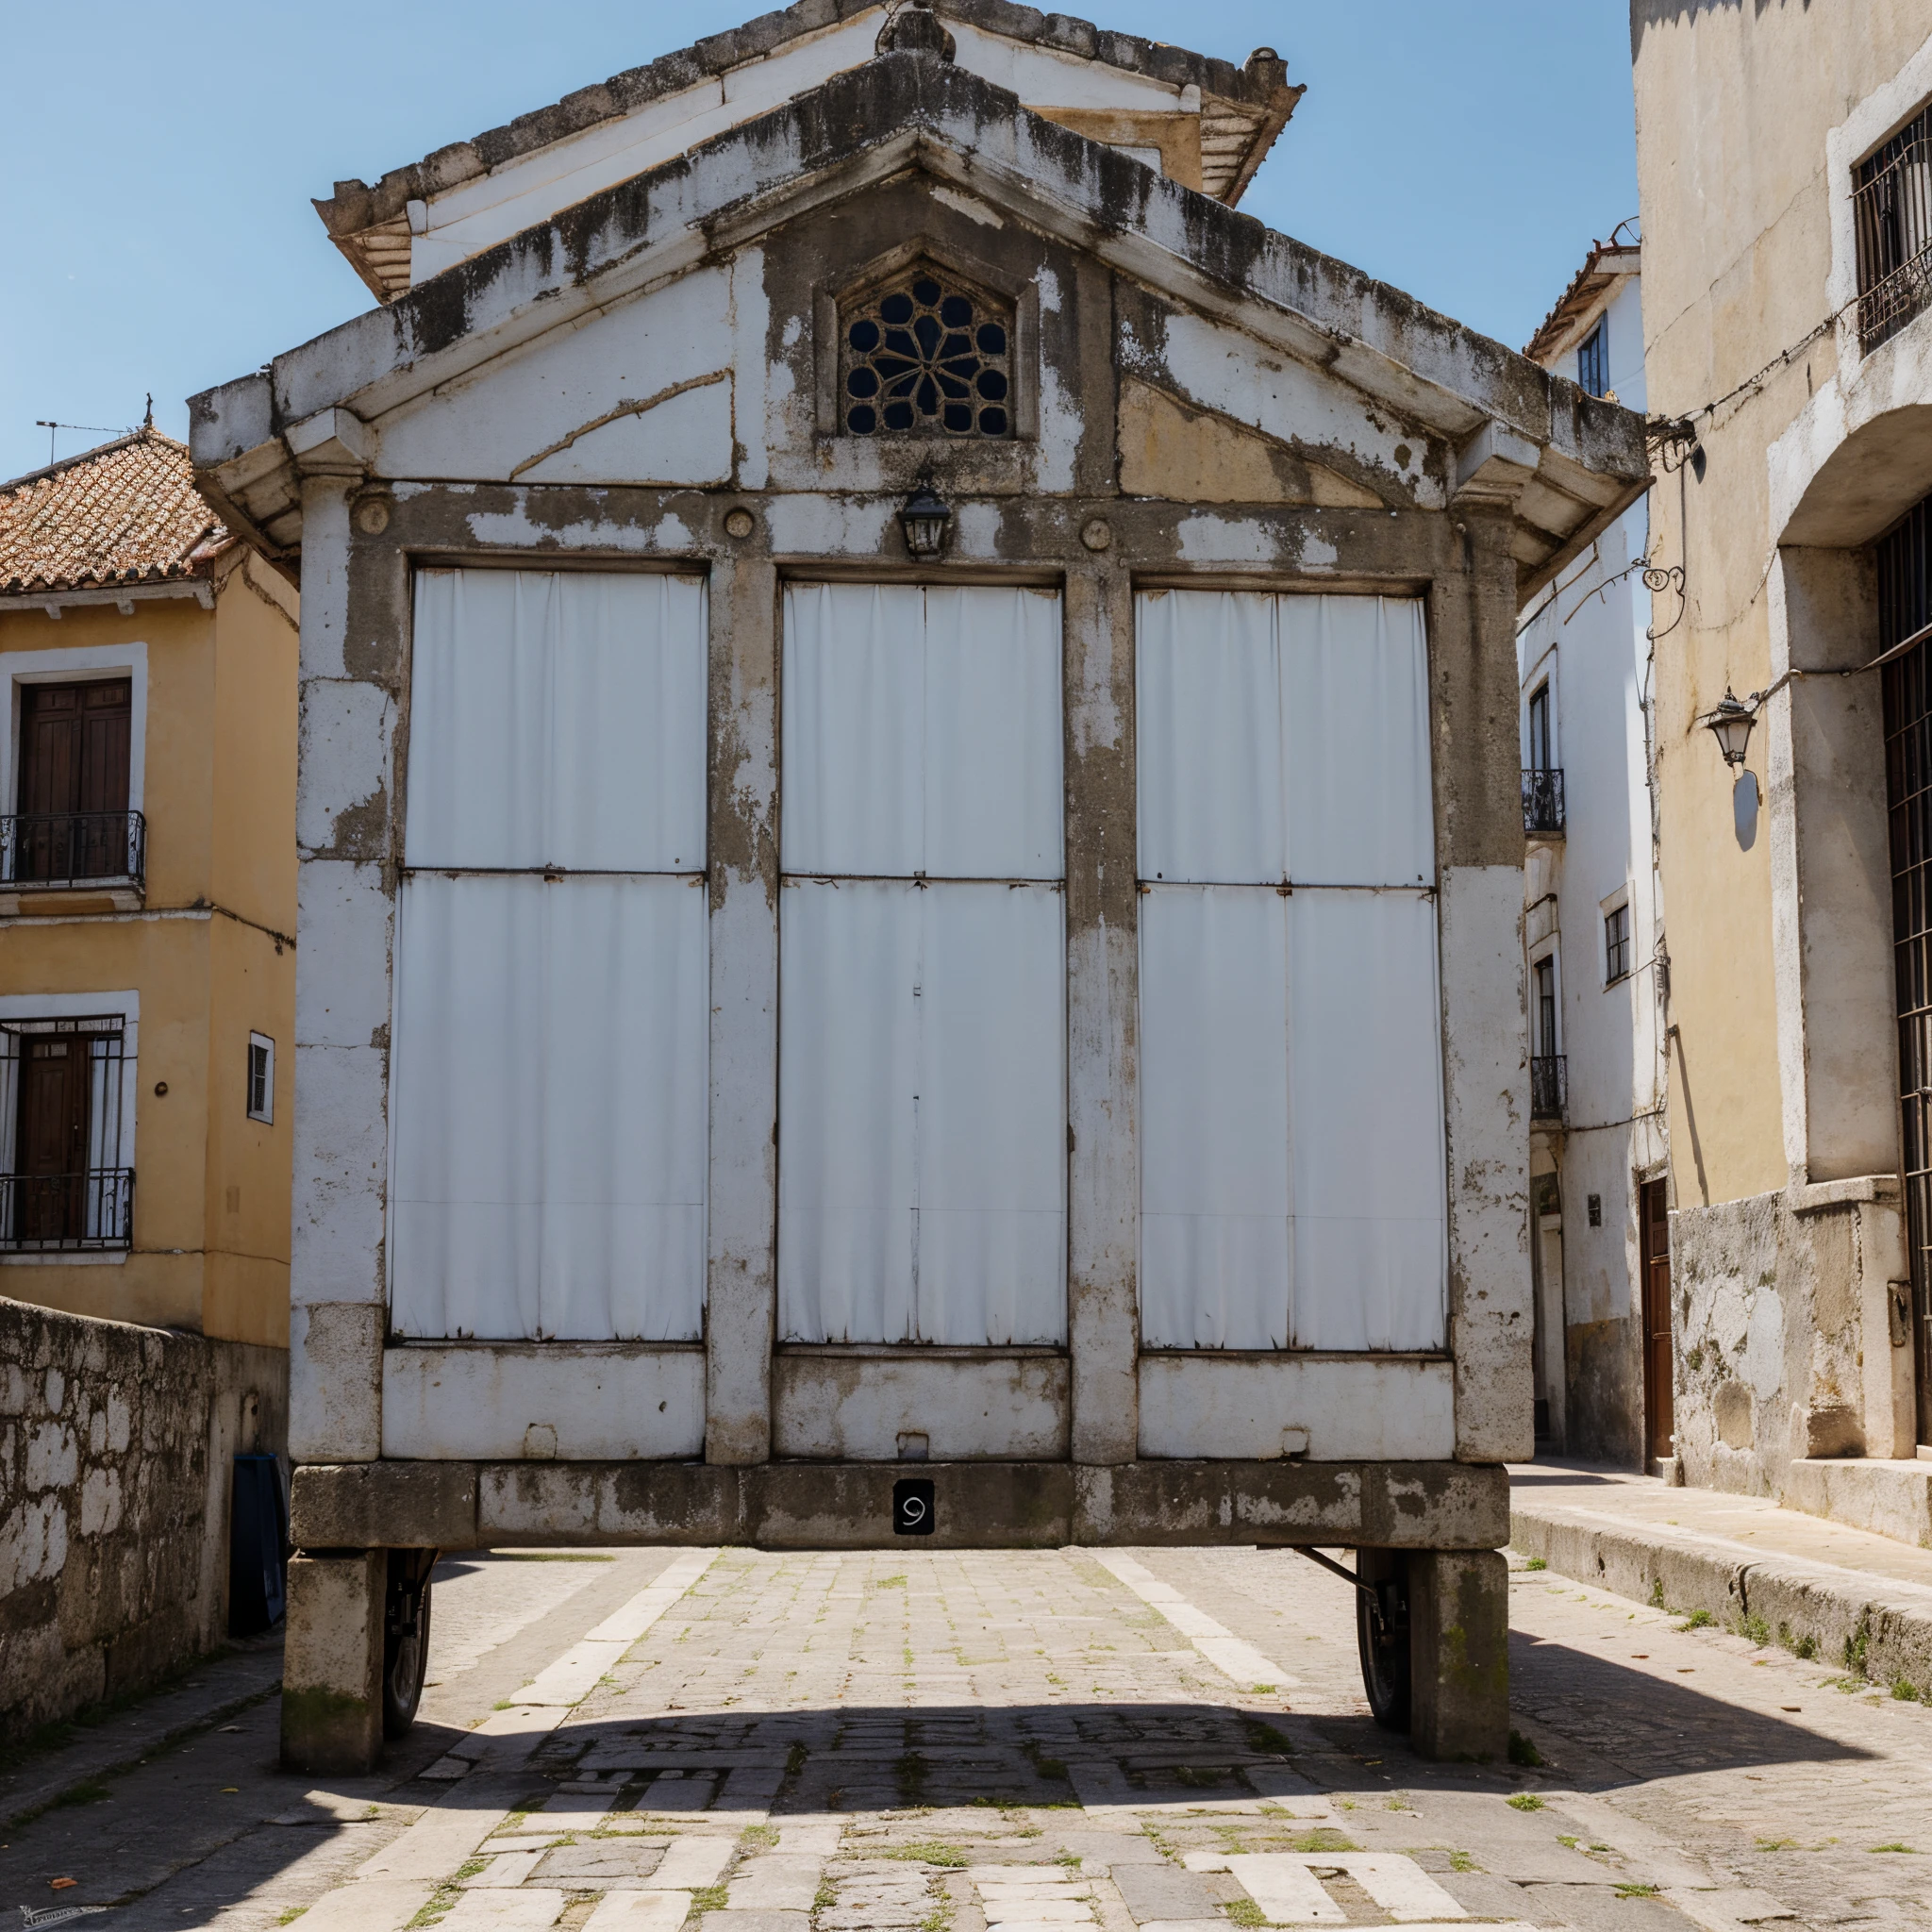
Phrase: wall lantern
[
  {"left": 1704, "top": 687, "right": 1757, "bottom": 768},
  {"left": 900, "top": 487, "right": 952, "bottom": 558}
]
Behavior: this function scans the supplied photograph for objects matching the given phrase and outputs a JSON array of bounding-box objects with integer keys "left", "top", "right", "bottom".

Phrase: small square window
[
  {"left": 1588, "top": 1193, "right": 1603, "bottom": 1227},
  {"left": 247, "top": 1033, "right": 275, "bottom": 1124},
  {"left": 1605, "top": 902, "right": 1632, "bottom": 984}
]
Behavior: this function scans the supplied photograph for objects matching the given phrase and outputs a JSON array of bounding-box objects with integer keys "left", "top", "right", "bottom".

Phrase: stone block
[
  {"left": 282, "top": 1550, "right": 384, "bottom": 1774},
  {"left": 291, "top": 1459, "right": 479, "bottom": 1550},
  {"left": 1408, "top": 1546, "right": 1509, "bottom": 1762}
]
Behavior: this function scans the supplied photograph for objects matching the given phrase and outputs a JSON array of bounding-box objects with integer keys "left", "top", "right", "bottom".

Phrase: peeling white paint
[
  {"left": 928, "top": 183, "right": 1004, "bottom": 228},
  {"left": 772, "top": 1355, "right": 1068, "bottom": 1460},
  {"left": 761, "top": 494, "right": 896, "bottom": 555},
  {"left": 462, "top": 506, "right": 695, "bottom": 553},
  {"left": 377, "top": 270, "right": 734, "bottom": 482},
  {"left": 1141, "top": 309, "right": 1439, "bottom": 504},
  {"left": 296, "top": 681, "right": 392, "bottom": 857},
  {"left": 1175, "top": 514, "right": 1276, "bottom": 563}
]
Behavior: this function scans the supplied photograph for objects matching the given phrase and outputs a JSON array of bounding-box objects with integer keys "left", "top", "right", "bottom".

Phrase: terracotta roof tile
[{"left": 0, "top": 430, "right": 228, "bottom": 597}]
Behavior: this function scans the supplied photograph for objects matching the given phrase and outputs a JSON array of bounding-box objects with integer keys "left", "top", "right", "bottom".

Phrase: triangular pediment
[{"left": 192, "top": 48, "right": 1646, "bottom": 599}]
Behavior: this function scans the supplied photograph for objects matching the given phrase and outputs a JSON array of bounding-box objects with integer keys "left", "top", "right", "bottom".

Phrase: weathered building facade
[
  {"left": 1515, "top": 240, "right": 1672, "bottom": 1469},
  {"left": 0, "top": 429, "right": 297, "bottom": 1720},
  {"left": 192, "top": 0, "right": 1647, "bottom": 1769},
  {"left": 1633, "top": 0, "right": 1932, "bottom": 1535}
]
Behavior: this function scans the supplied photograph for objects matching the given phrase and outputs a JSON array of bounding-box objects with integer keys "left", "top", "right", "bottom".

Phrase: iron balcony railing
[
  {"left": 1, "top": 810, "right": 145, "bottom": 890},
  {"left": 1522, "top": 768, "right": 1566, "bottom": 837},
  {"left": 0, "top": 1169, "right": 135, "bottom": 1250},
  {"left": 1856, "top": 110, "right": 1932, "bottom": 352},
  {"left": 1530, "top": 1055, "right": 1568, "bottom": 1123}
]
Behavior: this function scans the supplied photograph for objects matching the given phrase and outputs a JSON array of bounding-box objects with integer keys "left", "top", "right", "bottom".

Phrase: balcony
[
  {"left": 1856, "top": 112, "right": 1932, "bottom": 353},
  {"left": 0, "top": 811, "right": 145, "bottom": 896},
  {"left": 1531, "top": 1055, "right": 1568, "bottom": 1123},
  {"left": 0, "top": 1169, "right": 135, "bottom": 1251},
  {"left": 1522, "top": 768, "right": 1566, "bottom": 838}
]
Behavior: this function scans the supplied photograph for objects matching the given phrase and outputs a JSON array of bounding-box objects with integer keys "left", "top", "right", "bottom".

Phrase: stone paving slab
[{"left": 0, "top": 1632, "right": 283, "bottom": 1831}]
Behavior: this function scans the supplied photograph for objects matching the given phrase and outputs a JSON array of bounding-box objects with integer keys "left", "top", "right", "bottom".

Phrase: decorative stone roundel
[{"left": 841, "top": 266, "right": 1013, "bottom": 438}]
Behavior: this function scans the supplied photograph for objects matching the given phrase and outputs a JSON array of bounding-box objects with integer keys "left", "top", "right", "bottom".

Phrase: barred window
[{"left": 841, "top": 266, "right": 1013, "bottom": 439}]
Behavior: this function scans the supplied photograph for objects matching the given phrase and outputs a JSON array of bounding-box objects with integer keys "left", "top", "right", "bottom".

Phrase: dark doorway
[
  {"left": 1879, "top": 497, "right": 1932, "bottom": 1447},
  {"left": 13, "top": 678, "right": 132, "bottom": 882},
  {"left": 1640, "top": 1177, "right": 1674, "bottom": 1468},
  {"left": 13, "top": 1033, "right": 92, "bottom": 1241}
]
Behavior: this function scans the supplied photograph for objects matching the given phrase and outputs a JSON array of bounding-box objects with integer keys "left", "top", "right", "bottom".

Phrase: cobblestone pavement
[{"left": 4, "top": 1544, "right": 1928, "bottom": 1931}]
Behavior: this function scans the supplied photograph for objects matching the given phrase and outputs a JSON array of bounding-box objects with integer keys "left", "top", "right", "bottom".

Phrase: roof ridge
[
  {"left": 314, "top": 0, "right": 1291, "bottom": 246},
  {"left": 0, "top": 425, "right": 163, "bottom": 498}
]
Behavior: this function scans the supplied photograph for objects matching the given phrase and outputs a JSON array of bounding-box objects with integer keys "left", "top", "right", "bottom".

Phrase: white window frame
[
  {"left": 0, "top": 988, "right": 139, "bottom": 1266},
  {"left": 0, "top": 641, "right": 148, "bottom": 821},
  {"left": 1523, "top": 666, "right": 1557, "bottom": 771},
  {"left": 1601, "top": 885, "right": 1634, "bottom": 987},
  {"left": 247, "top": 1032, "right": 275, "bottom": 1124}
]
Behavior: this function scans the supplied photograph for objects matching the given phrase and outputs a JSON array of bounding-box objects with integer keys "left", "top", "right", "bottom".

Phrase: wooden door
[
  {"left": 1640, "top": 1178, "right": 1674, "bottom": 1465},
  {"left": 13, "top": 1035, "right": 91, "bottom": 1241},
  {"left": 16, "top": 680, "right": 131, "bottom": 879}
]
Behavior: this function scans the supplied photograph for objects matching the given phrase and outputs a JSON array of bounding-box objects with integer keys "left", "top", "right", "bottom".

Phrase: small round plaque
[
  {"left": 724, "top": 507, "right": 756, "bottom": 539},
  {"left": 1081, "top": 518, "right": 1113, "bottom": 553}
]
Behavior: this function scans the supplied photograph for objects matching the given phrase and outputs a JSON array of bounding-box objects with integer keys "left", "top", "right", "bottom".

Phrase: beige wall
[
  {"left": 1634, "top": 0, "right": 1932, "bottom": 1209},
  {"left": 0, "top": 555, "right": 297, "bottom": 1345}
]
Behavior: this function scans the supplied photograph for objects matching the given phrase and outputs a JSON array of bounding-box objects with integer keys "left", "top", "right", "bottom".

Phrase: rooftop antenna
[{"left": 33, "top": 420, "right": 115, "bottom": 467}]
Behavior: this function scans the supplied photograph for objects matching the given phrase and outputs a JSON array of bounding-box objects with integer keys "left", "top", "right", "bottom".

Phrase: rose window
[{"left": 841, "top": 268, "right": 1013, "bottom": 438}]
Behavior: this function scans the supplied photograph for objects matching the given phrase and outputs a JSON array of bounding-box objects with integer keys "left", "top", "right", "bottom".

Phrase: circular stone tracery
[{"left": 842, "top": 270, "right": 1012, "bottom": 438}]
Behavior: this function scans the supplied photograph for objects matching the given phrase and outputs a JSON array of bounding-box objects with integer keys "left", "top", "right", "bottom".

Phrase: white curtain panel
[
  {"left": 407, "top": 568, "right": 707, "bottom": 873},
  {"left": 389, "top": 873, "right": 708, "bottom": 1341},
  {"left": 781, "top": 582, "right": 1062, "bottom": 879},
  {"left": 1137, "top": 590, "right": 1445, "bottom": 1354},
  {"left": 1287, "top": 890, "right": 1446, "bottom": 1350},
  {"left": 778, "top": 879, "right": 1066, "bottom": 1345},
  {"left": 1140, "top": 886, "right": 1292, "bottom": 1350},
  {"left": 1137, "top": 591, "right": 1433, "bottom": 886}
]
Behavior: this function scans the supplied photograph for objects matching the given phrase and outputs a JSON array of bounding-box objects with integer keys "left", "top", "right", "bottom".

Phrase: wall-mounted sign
[{"left": 892, "top": 1477, "right": 935, "bottom": 1537}]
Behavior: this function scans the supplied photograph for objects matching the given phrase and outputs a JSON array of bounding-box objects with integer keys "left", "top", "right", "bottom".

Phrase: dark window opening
[
  {"left": 841, "top": 265, "right": 1014, "bottom": 440},
  {"left": 1577, "top": 320, "right": 1610, "bottom": 399},
  {"left": 1856, "top": 102, "right": 1932, "bottom": 353},
  {"left": 1, "top": 1018, "right": 132, "bottom": 1249},
  {"left": 1880, "top": 492, "right": 1932, "bottom": 1445},
  {"left": 1605, "top": 902, "right": 1632, "bottom": 984},
  {"left": 248, "top": 1034, "right": 274, "bottom": 1124},
  {"left": 6, "top": 678, "right": 142, "bottom": 887}
]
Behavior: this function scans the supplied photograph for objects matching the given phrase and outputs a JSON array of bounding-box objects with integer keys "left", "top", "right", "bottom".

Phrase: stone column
[
  {"left": 705, "top": 554, "right": 780, "bottom": 1466},
  {"left": 1408, "top": 1547, "right": 1510, "bottom": 1762},
  {"left": 1064, "top": 557, "right": 1139, "bottom": 1467},
  {"left": 282, "top": 1550, "right": 385, "bottom": 1774}
]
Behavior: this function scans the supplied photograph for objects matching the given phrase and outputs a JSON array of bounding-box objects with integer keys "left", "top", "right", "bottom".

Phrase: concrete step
[
  {"left": 1507, "top": 1462, "right": 1932, "bottom": 1699},
  {"left": 1784, "top": 1455, "right": 1932, "bottom": 1548}
]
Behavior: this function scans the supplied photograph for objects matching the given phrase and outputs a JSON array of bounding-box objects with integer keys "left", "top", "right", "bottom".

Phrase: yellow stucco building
[{"left": 0, "top": 427, "right": 297, "bottom": 1347}]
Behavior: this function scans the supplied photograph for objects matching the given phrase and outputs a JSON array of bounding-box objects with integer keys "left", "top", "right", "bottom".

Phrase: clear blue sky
[{"left": 0, "top": 2, "right": 1636, "bottom": 484}]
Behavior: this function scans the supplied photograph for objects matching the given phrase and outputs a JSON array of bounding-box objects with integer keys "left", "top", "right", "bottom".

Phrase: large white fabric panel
[
  {"left": 777, "top": 880, "right": 920, "bottom": 1345},
  {"left": 1137, "top": 591, "right": 1431, "bottom": 887},
  {"left": 1137, "top": 591, "right": 1282, "bottom": 884},
  {"left": 389, "top": 873, "right": 708, "bottom": 1342},
  {"left": 1280, "top": 595, "right": 1434, "bottom": 886},
  {"left": 915, "top": 883, "right": 1066, "bottom": 1344},
  {"left": 781, "top": 584, "right": 926, "bottom": 878},
  {"left": 782, "top": 584, "right": 1062, "bottom": 878},
  {"left": 778, "top": 880, "right": 1066, "bottom": 1344},
  {"left": 407, "top": 569, "right": 707, "bottom": 872},
  {"left": 1139, "top": 886, "right": 1291, "bottom": 1350},
  {"left": 922, "top": 589, "right": 1064, "bottom": 879},
  {"left": 1287, "top": 890, "right": 1446, "bottom": 1350}
]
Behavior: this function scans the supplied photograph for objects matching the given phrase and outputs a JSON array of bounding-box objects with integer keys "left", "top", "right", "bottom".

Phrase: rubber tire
[
  {"left": 382, "top": 1558, "right": 432, "bottom": 1740},
  {"left": 1356, "top": 1556, "right": 1412, "bottom": 1733}
]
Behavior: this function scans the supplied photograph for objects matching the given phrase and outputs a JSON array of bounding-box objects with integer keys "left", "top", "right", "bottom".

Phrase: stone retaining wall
[{"left": 0, "top": 1297, "right": 287, "bottom": 1734}]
